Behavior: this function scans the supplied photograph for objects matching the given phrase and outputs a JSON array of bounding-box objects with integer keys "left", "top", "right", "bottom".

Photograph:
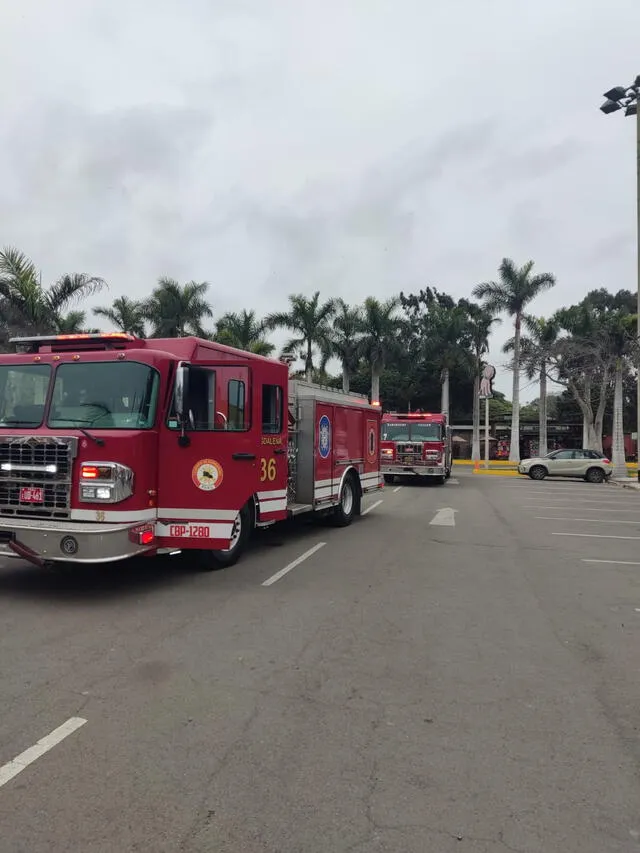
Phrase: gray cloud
[{"left": 0, "top": 0, "right": 639, "bottom": 397}]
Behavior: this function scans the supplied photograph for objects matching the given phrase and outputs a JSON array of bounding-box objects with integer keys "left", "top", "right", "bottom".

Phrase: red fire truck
[
  {"left": 0, "top": 333, "right": 382, "bottom": 570},
  {"left": 380, "top": 411, "right": 451, "bottom": 485}
]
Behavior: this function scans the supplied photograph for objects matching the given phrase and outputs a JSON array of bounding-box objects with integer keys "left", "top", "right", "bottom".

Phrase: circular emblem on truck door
[
  {"left": 318, "top": 415, "right": 331, "bottom": 459},
  {"left": 192, "top": 458, "right": 224, "bottom": 491}
]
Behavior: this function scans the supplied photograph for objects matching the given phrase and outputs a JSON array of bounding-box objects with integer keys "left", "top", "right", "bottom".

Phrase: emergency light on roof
[{"left": 10, "top": 332, "right": 136, "bottom": 345}]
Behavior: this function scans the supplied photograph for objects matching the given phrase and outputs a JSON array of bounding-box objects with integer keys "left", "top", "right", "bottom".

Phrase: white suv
[{"left": 518, "top": 449, "right": 613, "bottom": 483}]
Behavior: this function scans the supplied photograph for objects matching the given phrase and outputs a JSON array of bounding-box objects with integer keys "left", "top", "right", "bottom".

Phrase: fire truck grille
[
  {"left": 396, "top": 442, "right": 423, "bottom": 464},
  {"left": 0, "top": 436, "right": 78, "bottom": 520}
]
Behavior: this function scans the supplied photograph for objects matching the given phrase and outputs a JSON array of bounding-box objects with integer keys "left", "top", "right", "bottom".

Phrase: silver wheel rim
[
  {"left": 222, "top": 513, "right": 242, "bottom": 552},
  {"left": 341, "top": 481, "right": 354, "bottom": 515}
]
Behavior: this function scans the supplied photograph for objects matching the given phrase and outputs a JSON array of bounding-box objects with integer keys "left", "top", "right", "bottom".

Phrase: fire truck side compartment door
[{"left": 256, "top": 379, "right": 288, "bottom": 518}]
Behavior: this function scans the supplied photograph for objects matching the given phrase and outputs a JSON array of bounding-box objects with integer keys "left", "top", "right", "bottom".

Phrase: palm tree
[
  {"left": 264, "top": 291, "right": 335, "bottom": 382},
  {"left": 214, "top": 310, "right": 274, "bottom": 356},
  {"left": 143, "top": 277, "right": 213, "bottom": 338},
  {"left": 605, "top": 310, "right": 636, "bottom": 478},
  {"left": 94, "top": 296, "right": 146, "bottom": 337},
  {"left": 461, "top": 300, "right": 500, "bottom": 461},
  {"left": 328, "top": 300, "right": 364, "bottom": 392},
  {"left": 0, "top": 246, "right": 106, "bottom": 338},
  {"left": 472, "top": 258, "right": 556, "bottom": 463},
  {"left": 359, "top": 296, "right": 400, "bottom": 404},
  {"left": 428, "top": 301, "right": 473, "bottom": 420},
  {"left": 504, "top": 315, "right": 558, "bottom": 458}
]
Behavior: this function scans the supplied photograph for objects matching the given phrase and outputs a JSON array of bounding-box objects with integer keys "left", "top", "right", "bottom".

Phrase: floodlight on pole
[{"left": 599, "top": 77, "right": 640, "bottom": 480}]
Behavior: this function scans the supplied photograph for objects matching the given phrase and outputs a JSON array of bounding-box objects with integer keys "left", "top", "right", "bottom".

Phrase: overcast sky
[{"left": 1, "top": 0, "right": 639, "bottom": 399}]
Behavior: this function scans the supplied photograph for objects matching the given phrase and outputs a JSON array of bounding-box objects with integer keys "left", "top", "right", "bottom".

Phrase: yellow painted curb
[{"left": 472, "top": 469, "right": 521, "bottom": 477}]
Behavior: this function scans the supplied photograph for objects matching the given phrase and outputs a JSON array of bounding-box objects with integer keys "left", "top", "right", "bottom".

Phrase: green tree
[
  {"left": 504, "top": 315, "right": 558, "bottom": 457},
  {"left": 472, "top": 258, "right": 556, "bottom": 462},
  {"left": 460, "top": 300, "right": 500, "bottom": 460},
  {"left": 214, "top": 310, "right": 274, "bottom": 356},
  {"left": 0, "top": 246, "right": 106, "bottom": 341},
  {"left": 94, "top": 296, "right": 147, "bottom": 337},
  {"left": 264, "top": 291, "right": 335, "bottom": 382},
  {"left": 143, "top": 277, "right": 213, "bottom": 338},
  {"left": 327, "top": 299, "right": 364, "bottom": 392},
  {"left": 359, "top": 296, "right": 401, "bottom": 404}
]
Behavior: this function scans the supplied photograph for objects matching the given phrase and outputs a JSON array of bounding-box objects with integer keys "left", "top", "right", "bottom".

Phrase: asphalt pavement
[{"left": 1, "top": 473, "right": 640, "bottom": 852}]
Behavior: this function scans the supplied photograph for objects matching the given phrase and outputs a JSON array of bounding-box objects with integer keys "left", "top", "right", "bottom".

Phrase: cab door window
[
  {"left": 262, "top": 384, "right": 283, "bottom": 434},
  {"left": 168, "top": 367, "right": 249, "bottom": 431}
]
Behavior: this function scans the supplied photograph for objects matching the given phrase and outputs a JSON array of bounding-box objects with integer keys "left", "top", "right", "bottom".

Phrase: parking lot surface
[{"left": 0, "top": 473, "right": 639, "bottom": 852}]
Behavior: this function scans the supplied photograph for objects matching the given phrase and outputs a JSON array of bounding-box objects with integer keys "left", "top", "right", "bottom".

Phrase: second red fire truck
[
  {"left": 380, "top": 411, "right": 452, "bottom": 485},
  {"left": 0, "top": 333, "right": 383, "bottom": 571}
]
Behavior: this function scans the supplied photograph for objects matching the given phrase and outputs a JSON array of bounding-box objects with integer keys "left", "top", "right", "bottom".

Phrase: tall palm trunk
[
  {"left": 441, "top": 368, "right": 450, "bottom": 419},
  {"left": 611, "top": 359, "right": 627, "bottom": 478},
  {"left": 538, "top": 359, "right": 548, "bottom": 458},
  {"left": 342, "top": 364, "right": 350, "bottom": 393},
  {"left": 371, "top": 369, "right": 381, "bottom": 405},
  {"left": 509, "top": 314, "right": 521, "bottom": 463},
  {"left": 471, "top": 371, "right": 480, "bottom": 461},
  {"left": 305, "top": 341, "right": 313, "bottom": 382}
]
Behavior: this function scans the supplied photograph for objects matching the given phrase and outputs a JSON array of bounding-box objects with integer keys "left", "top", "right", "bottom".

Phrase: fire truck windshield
[
  {"left": 0, "top": 364, "right": 51, "bottom": 427},
  {"left": 382, "top": 421, "right": 441, "bottom": 441},
  {"left": 48, "top": 361, "right": 160, "bottom": 429}
]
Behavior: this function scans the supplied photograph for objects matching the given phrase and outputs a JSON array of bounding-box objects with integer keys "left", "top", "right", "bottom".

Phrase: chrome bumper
[
  {"left": 0, "top": 517, "right": 152, "bottom": 566},
  {"left": 382, "top": 464, "right": 445, "bottom": 477}
]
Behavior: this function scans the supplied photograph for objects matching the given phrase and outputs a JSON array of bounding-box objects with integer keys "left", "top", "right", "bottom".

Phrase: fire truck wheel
[
  {"left": 332, "top": 473, "right": 361, "bottom": 527},
  {"left": 203, "top": 503, "right": 253, "bottom": 570},
  {"left": 445, "top": 467, "right": 451, "bottom": 479},
  {"left": 383, "top": 475, "right": 394, "bottom": 484}
]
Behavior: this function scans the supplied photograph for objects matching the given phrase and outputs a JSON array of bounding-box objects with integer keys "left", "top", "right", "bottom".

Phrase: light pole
[{"left": 600, "top": 77, "right": 640, "bottom": 480}]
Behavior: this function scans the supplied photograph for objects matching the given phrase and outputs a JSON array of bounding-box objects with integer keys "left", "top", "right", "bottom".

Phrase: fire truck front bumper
[
  {"left": 0, "top": 517, "right": 154, "bottom": 567},
  {"left": 382, "top": 464, "right": 446, "bottom": 478}
]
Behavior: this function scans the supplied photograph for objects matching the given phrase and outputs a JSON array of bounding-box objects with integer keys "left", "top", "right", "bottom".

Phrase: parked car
[{"left": 518, "top": 449, "right": 613, "bottom": 483}]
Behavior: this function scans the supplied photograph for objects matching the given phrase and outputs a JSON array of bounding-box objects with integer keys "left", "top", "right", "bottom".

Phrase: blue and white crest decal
[{"left": 318, "top": 414, "right": 331, "bottom": 459}]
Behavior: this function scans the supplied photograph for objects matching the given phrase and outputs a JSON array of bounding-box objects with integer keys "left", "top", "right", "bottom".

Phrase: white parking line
[
  {"left": 552, "top": 532, "right": 640, "bottom": 540},
  {"left": 447, "top": 478, "right": 459, "bottom": 485},
  {"left": 0, "top": 717, "right": 87, "bottom": 789},
  {"left": 582, "top": 559, "right": 640, "bottom": 566},
  {"left": 262, "top": 542, "right": 327, "bottom": 586},
  {"left": 520, "top": 498, "right": 633, "bottom": 505},
  {"left": 523, "top": 505, "right": 639, "bottom": 513},
  {"left": 362, "top": 499, "right": 383, "bottom": 516},
  {"left": 393, "top": 486, "right": 402, "bottom": 493},
  {"left": 535, "top": 517, "right": 640, "bottom": 524}
]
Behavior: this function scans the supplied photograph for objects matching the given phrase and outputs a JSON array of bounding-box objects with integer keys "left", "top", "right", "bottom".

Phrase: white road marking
[
  {"left": 393, "top": 486, "right": 402, "bottom": 493},
  {"left": 582, "top": 559, "right": 640, "bottom": 566},
  {"left": 519, "top": 497, "right": 632, "bottom": 505},
  {"left": 447, "top": 478, "right": 459, "bottom": 485},
  {"left": 523, "top": 505, "right": 638, "bottom": 513},
  {"left": 552, "top": 532, "right": 640, "bottom": 540},
  {"left": 534, "top": 516, "right": 640, "bottom": 525},
  {"left": 362, "top": 499, "right": 383, "bottom": 516},
  {"left": 0, "top": 717, "right": 87, "bottom": 789},
  {"left": 429, "top": 507, "right": 456, "bottom": 527},
  {"left": 262, "top": 542, "right": 327, "bottom": 587}
]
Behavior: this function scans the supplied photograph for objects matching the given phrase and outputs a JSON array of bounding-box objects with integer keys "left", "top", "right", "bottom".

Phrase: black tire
[
  {"left": 445, "top": 467, "right": 451, "bottom": 480},
  {"left": 384, "top": 474, "right": 395, "bottom": 485},
  {"left": 332, "top": 473, "right": 361, "bottom": 527},
  {"left": 529, "top": 465, "right": 547, "bottom": 481},
  {"left": 199, "top": 502, "right": 253, "bottom": 570},
  {"left": 585, "top": 467, "right": 605, "bottom": 484}
]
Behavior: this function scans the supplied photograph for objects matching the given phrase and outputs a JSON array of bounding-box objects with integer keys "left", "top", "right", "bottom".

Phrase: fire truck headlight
[
  {"left": 382, "top": 448, "right": 394, "bottom": 457},
  {"left": 79, "top": 462, "right": 134, "bottom": 503}
]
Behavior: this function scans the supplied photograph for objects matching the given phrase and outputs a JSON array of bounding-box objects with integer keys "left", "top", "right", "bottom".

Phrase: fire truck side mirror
[
  {"left": 174, "top": 362, "right": 191, "bottom": 447},
  {"left": 175, "top": 363, "right": 188, "bottom": 418}
]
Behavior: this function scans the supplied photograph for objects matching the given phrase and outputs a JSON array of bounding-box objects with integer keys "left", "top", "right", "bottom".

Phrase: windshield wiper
[{"left": 78, "top": 427, "right": 105, "bottom": 447}]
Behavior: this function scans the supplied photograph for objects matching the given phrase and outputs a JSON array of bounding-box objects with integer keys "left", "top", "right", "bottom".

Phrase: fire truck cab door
[{"left": 158, "top": 362, "right": 254, "bottom": 548}]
